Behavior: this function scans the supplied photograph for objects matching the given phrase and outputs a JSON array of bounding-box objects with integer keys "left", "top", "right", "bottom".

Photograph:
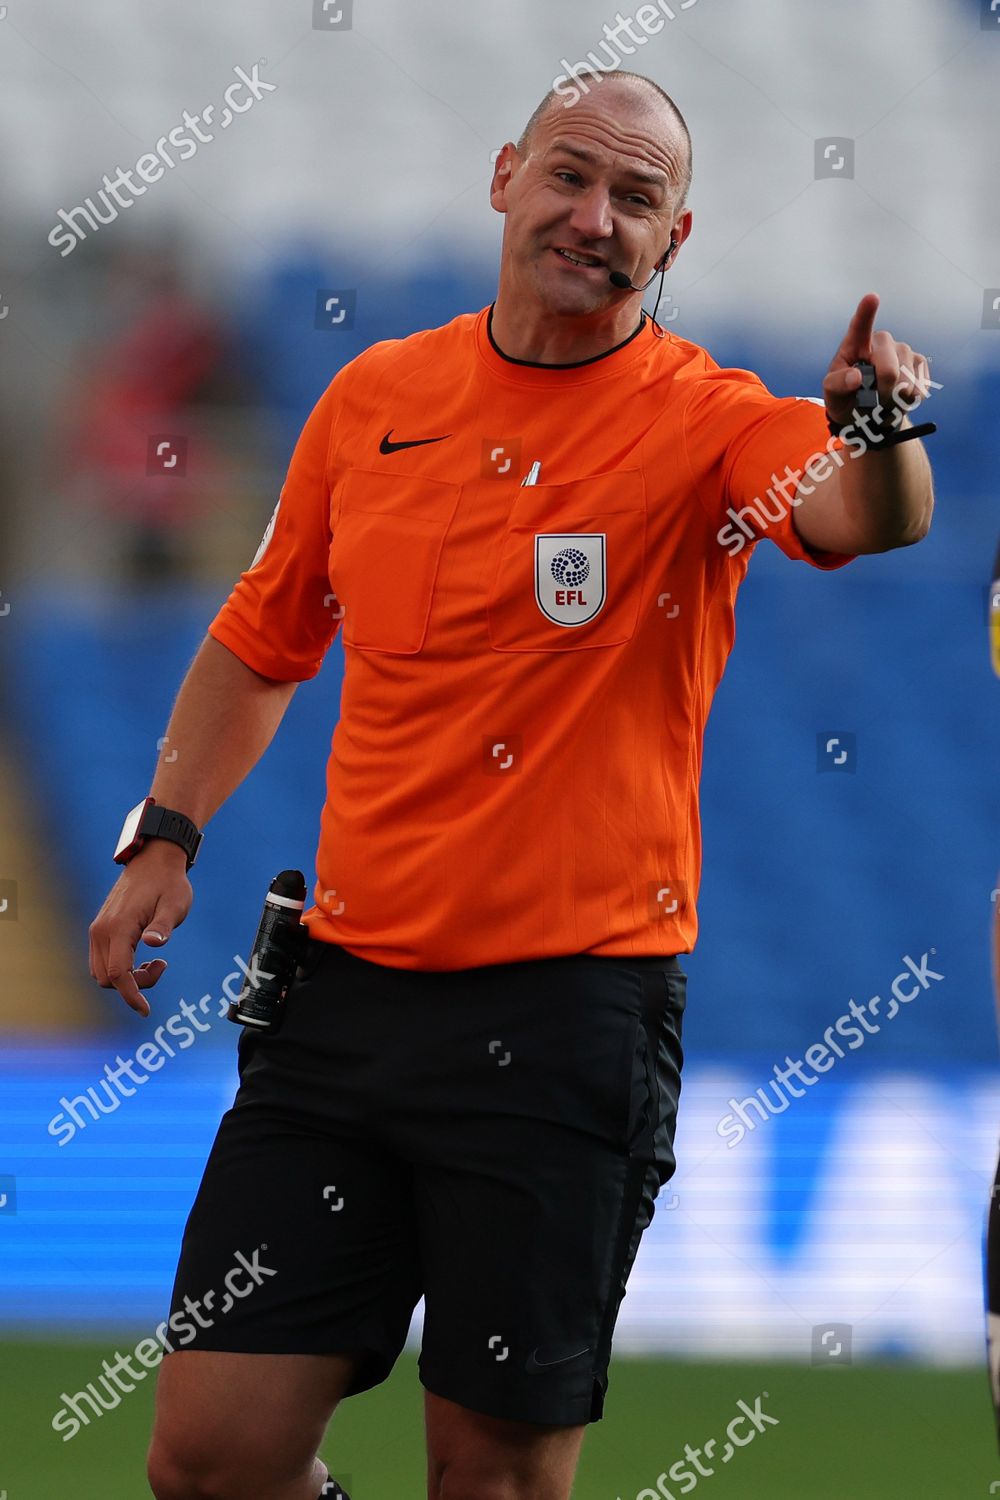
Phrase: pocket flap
[{"left": 329, "top": 469, "right": 461, "bottom": 654}]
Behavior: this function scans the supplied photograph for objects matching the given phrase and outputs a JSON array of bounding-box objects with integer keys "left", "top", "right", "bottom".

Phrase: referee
[{"left": 90, "top": 70, "right": 936, "bottom": 1500}]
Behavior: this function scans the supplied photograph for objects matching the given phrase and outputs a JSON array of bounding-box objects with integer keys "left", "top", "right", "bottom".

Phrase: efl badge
[{"left": 534, "top": 534, "right": 606, "bottom": 627}]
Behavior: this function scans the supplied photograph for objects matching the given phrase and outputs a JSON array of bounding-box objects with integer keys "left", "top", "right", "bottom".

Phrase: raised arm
[{"left": 792, "top": 293, "right": 936, "bottom": 556}]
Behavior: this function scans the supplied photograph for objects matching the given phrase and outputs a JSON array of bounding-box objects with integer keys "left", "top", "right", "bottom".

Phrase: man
[{"left": 90, "top": 70, "right": 935, "bottom": 1500}]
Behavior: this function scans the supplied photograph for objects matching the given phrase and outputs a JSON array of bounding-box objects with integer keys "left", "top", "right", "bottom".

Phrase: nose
[{"left": 566, "top": 185, "right": 614, "bottom": 244}]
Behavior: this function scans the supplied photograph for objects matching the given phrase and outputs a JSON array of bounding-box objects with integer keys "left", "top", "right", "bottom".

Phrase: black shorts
[{"left": 166, "top": 938, "right": 686, "bottom": 1427}]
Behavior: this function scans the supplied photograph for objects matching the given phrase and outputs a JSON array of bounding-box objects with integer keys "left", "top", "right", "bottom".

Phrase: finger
[
  {"left": 140, "top": 892, "right": 188, "bottom": 948},
  {"left": 837, "top": 292, "right": 880, "bottom": 362},
  {"left": 104, "top": 921, "right": 140, "bottom": 988},
  {"left": 117, "top": 959, "right": 169, "bottom": 1017},
  {"left": 895, "top": 351, "right": 929, "bottom": 406},
  {"left": 133, "top": 959, "right": 169, "bottom": 986},
  {"left": 88, "top": 921, "right": 104, "bottom": 985},
  {"left": 113, "top": 956, "right": 167, "bottom": 1002},
  {"left": 822, "top": 367, "right": 866, "bottom": 413},
  {"left": 104, "top": 917, "right": 152, "bottom": 1013},
  {"left": 108, "top": 967, "right": 151, "bottom": 1017},
  {"left": 141, "top": 914, "right": 173, "bottom": 947},
  {"left": 912, "top": 353, "right": 932, "bottom": 397},
  {"left": 90, "top": 918, "right": 115, "bottom": 990},
  {"left": 871, "top": 330, "right": 901, "bottom": 397}
]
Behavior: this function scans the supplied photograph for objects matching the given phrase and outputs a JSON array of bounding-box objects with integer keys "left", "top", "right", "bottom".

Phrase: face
[{"left": 491, "top": 85, "right": 691, "bottom": 319}]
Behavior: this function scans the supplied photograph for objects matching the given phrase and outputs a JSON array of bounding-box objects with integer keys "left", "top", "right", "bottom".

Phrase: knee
[
  {"left": 147, "top": 1442, "right": 204, "bottom": 1499},
  {"left": 146, "top": 1436, "right": 264, "bottom": 1500},
  {"left": 148, "top": 1435, "right": 325, "bottom": 1500},
  {"left": 147, "top": 1439, "right": 219, "bottom": 1499}
]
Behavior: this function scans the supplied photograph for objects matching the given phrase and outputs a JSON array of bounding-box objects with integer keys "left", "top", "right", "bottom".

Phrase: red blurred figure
[{"left": 60, "top": 244, "right": 233, "bottom": 581}]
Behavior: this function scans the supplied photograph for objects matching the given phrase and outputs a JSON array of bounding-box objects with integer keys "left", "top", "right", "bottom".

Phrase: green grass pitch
[{"left": 3, "top": 1344, "right": 998, "bottom": 1497}]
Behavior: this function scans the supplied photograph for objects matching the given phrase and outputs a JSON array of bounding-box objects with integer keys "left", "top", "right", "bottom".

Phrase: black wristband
[
  {"left": 144, "top": 805, "right": 203, "bottom": 868},
  {"left": 115, "top": 796, "right": 204, "bottom": 870}
]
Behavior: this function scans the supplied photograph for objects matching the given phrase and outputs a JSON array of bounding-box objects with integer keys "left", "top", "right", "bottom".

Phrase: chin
[{"left": 534, "top": 265, "right": 610, "bottom": 318}]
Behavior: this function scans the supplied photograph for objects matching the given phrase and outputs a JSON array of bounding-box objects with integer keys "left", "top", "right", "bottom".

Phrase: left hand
[{"left": 823, "top": 293, "right": 932, "bottom": 430}]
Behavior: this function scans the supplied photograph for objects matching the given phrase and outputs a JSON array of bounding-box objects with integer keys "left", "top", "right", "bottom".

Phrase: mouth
[{"left": 551, "top": 247, "right": 607, "bottom": 272}]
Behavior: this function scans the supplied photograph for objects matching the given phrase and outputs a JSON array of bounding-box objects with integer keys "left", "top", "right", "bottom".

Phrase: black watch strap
[{"left": 141, "top": 804, "right": 203, "bottom": 868}]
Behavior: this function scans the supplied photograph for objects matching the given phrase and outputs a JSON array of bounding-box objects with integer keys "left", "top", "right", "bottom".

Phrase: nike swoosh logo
[
  {"left": 379, "top": 430, "right": 452, "bottom": 454},
  {"left": 524, "top": 1344, "right": 592, "bottom": 1374}
]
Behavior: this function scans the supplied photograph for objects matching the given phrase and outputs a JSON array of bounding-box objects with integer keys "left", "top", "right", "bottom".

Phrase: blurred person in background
[
  {"left": 89, "top": 70, "right": 936, "bottom": 1500},
  {"left": 55, "top": 241, "right": 237, "bottom": 582}
]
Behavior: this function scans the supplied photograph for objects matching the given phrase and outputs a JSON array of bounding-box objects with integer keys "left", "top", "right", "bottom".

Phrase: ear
[
  {"left": 489, "top": 142, "right": 517, "bottom": 215},
  {"left": 667, "top": 208, "right": 694, "bottom": 259}
]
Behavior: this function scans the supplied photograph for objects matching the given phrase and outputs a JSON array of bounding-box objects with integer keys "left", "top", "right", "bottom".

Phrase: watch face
[{"left": 115, "top": 798, "right": 153, "bottom": 860}]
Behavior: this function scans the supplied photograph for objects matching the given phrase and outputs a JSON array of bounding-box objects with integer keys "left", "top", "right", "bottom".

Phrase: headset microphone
[{"left": 608, "top": 237, "right": 678, "bottom": 292}]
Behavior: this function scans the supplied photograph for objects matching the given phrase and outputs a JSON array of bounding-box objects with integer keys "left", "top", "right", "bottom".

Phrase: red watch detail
[{"left": 113, "top": 797, "right": 156, "bottom": 865}]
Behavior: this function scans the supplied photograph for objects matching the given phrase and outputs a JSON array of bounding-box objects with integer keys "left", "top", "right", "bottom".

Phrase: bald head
[{"left": 517, "top": 70, "right": 692, "bottom": 208}]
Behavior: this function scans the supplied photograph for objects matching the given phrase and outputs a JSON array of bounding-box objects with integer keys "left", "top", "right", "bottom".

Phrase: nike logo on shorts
[{"left": 524, "top": 1342, "right": 592, "bottom": 1373}]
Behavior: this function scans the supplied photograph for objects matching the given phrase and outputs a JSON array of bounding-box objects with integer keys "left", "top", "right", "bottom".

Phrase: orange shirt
[{"left": 208, "top": 305, "right": 854, "bottom": 970}]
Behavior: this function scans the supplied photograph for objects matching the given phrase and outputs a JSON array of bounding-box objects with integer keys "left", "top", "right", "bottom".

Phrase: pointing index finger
[{"left": 838, "top": 292, "right": 880, "bottom": 363}]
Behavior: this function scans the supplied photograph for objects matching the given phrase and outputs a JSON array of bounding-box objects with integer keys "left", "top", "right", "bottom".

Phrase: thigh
[
  {"left": 409, "top": 955, "right": 686, "bottom": 1429},
  {"left": 165, "top": 939, "right": 423, "bottom": 1395}
]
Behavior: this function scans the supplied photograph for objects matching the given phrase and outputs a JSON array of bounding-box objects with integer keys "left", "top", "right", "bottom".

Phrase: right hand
[{"left": 89, "top": 841, "right": 193, "bottom": 1017}]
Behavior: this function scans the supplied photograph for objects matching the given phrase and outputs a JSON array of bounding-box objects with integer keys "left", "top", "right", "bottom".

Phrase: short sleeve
[
  {"left": 683, "top": 371, "right": 856, "bottom": 571},
  {"left": 208, "top": 381, "right": 340, "bottom": 680}
]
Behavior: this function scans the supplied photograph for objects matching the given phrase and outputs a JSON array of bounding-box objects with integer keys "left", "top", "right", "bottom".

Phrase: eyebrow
[{"left": 546, "top": 140, "right": 669, "bottom": 191}]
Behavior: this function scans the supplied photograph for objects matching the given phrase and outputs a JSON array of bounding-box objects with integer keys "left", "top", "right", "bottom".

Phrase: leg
[
  {"left": 147, "top": 1348, "right": 356, "bottom": 1498},
  {"left": 987, "top": 1147, "right": 1000, "bottom": 1450},
  {"left": 401, "top": 956, "right": 685, "bottom": 1486},
  {"left": 148, "top": 940, "right": 424, "bottom": 1497},
  {"left": 424, "top": 1390, "right": 586, "bottom": 1500}
]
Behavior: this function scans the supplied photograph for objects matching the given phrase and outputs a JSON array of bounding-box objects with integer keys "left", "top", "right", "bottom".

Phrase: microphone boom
[{"left": 608, "top": 266, "right": 660, "bottom": 292}]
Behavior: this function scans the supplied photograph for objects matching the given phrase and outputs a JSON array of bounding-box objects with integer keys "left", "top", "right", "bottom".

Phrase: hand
[
  {"left": 89, "top": 841, "right": 193, "bottom": 1017},
  {"left": 823, "top": 293, "right": 933, "bottom": 431}
]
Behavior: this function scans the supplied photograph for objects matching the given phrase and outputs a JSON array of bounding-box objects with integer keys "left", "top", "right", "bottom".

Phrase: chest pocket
[
  {"left": 328, "top": 468, "right": 460, "bottom": 655},
  {"left": 487, "top": 469, "right": 646, "bottom": 652}
]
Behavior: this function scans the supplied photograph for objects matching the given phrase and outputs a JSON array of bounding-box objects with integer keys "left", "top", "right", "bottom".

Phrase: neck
[{"left": 491, "top": 274, "right": 645, "bottom": 365}]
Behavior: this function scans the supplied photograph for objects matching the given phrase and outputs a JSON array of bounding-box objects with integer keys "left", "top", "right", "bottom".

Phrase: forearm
[
  {"left": 149, "top": 634, "right": 298, "bottom": 828},
  {"left": 833, "top": 415, "right": 935, "bottom": 552},
  {"left": 794, "top": 416, "right": 936, "bottom": 556},
  {"left": 800, "top": 293, "right": 938, "bottom": 555}
]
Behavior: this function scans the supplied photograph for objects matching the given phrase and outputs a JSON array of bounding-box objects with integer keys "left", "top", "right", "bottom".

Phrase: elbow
[
  {"left": 887, "top": 513, "right": 932, "bottom": 552},
  {"left": 867, "top": 489, "right": 935, "bottom": 554},
  {"left": 899, "top": 491, "right": 935, "bottom": 548},
  {"left": 862, "top": 523, "right": 930, "bottom": 556}
]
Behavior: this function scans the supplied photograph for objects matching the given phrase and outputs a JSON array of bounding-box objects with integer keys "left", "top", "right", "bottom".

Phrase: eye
[
  {"left": 555, "top": 170, "right": 582, "bottom": 186},
  {"left": 623, "top": 193, "right": 650, "bottom": 207}
]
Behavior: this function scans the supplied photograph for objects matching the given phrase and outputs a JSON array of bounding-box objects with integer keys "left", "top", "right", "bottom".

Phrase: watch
[{"left": 114, "top": 797, "right": 203, "bottom": 870}]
